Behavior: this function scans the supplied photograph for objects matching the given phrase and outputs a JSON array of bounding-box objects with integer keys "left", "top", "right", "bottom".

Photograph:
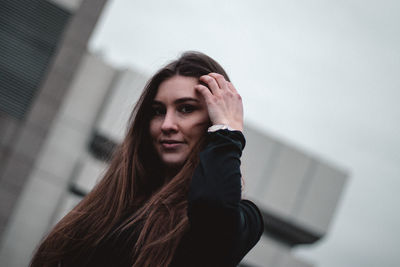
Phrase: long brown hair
[{"left": 30, "top": 51, "right": 230, "bottom": 267}]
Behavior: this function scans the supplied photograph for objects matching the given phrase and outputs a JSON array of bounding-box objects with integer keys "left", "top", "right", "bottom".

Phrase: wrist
[{"left": 208, "top": 124, "right": 242, "bottom": 132}]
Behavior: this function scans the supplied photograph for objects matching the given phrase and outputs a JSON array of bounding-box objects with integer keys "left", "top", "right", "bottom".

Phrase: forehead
[{"left": 155, "top": 76, "right": 199, "bottom": 101}]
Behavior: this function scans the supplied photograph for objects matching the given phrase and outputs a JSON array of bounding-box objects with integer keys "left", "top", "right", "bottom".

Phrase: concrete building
[
  {"left": 0, "top": 0, "right": 108, "bottom": 265},
  {"left": 0, "top": 1, "right": 347, "bottom": 266},
  {"left": 240, "top": 124, "right": 347, "bottom": 266}
]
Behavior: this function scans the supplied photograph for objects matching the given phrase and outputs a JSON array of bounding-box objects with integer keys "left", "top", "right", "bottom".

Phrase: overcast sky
[{"left": 88, "top": 0, "right": 400, "bottom": 266}]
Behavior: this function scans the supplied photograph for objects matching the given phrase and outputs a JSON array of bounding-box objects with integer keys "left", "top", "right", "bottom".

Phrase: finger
[
  {"left": 194, "top": 84, "right": 214, "bottom": 104},
  {"left": 208, "top": 73, "right": 229, "bottom": 91},
  {"left": 227, "top": 82, "right": 238, "bottom": 94},
  {"left": 199, "top": 75, "right": 221, "bottom": 96}
]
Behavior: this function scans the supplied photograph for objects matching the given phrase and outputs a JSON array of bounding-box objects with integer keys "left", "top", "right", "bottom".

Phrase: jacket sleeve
[{"left": 187, "top": 129, "right": 264, "bottom": 266}]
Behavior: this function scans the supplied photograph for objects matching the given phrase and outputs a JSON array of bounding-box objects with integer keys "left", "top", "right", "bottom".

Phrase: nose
[{"left": 161, "top": 110, "right": 178, "bottom": 134}]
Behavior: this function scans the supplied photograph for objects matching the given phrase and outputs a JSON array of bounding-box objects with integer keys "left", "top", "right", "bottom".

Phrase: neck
[{"left": 165, "top": 165, "right": 181, "bottom": 180}]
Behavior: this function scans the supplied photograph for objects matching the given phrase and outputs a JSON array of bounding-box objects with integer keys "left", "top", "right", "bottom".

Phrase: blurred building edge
[
  {"left": 239, "top": 125, "right": 347, "bottom": 267},
  {"left": 0, "top": 1, "right": 348, "bottom": 267},
  {"left": 0, "top": 0, "right": 108, "bottom": 266}
]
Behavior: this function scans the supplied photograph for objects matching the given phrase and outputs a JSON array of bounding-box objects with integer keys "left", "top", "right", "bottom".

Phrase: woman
[{"left": 31, "top": 51, "right": 263, "bottom": 267}]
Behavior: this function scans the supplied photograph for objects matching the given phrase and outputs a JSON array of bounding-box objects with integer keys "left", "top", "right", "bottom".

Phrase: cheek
[
  {"left": 185, "top": 116, "right": 209, "bottom": 141},
  {"left": 149, "top": 120, "right": 160, "bottom": 140}
]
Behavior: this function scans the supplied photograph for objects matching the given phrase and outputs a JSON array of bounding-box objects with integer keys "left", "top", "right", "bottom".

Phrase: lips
[{"left": 159, "top": 139, "right": 184, "bottom": 149}]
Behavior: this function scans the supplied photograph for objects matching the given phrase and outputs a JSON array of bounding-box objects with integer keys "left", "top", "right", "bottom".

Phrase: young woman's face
[{"left": 149, "top": 75, "right": 210, "bottom": 169}]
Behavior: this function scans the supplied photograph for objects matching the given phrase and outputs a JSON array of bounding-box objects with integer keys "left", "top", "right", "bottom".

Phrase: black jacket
[{"left": 170, "top": 129, "right": 264, "bottom": 266}]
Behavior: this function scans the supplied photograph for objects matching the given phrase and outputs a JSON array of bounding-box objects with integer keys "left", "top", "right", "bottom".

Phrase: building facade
[{"left": 0, "top": 0, "right": 108, "bottom": 265}]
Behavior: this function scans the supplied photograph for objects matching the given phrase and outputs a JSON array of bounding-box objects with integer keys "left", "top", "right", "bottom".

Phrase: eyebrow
[
  {"left": 152, "top": 97, "right": 199, "bottom": 105},
  {"left": 174, "top": 97, "right": 199, "bottom": 104}
]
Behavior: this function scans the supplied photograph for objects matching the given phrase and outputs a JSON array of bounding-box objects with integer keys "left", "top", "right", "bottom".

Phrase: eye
[
  {"left": 179, "top": 104, "right": 196, "bottom": 114},
  {"left": 151, "top": 106, "right": 165, "bottom": 116}
]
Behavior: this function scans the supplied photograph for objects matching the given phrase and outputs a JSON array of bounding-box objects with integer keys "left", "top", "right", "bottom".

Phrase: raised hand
[{"left": 195, "top": 73, "right": 243, "bottom": 132}]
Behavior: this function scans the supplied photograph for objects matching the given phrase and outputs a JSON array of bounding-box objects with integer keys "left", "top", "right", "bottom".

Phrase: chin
[{"left": 161, "top": 155, "right": 187, "bottom": 169}]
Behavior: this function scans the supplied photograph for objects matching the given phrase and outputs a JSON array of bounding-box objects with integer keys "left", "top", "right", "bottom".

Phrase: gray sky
[{"left": 89, "top": 0, "right": 400, "bottom": 266}]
